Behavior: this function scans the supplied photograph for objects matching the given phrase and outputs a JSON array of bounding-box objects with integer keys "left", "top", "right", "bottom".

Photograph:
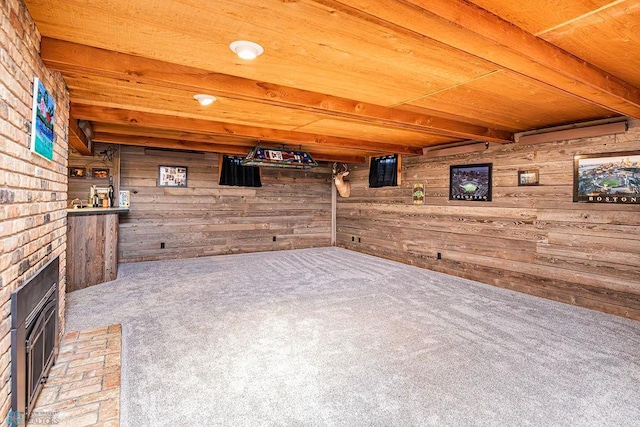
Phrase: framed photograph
[
  {"left": 30, "top": 77, "right": 56, "bottom": 161},
  {"left": 92, "top": 168, "right": 109, "bottom": 179},
  {"left": 574, "top": 151, "right": 640, "bottom": 204},
  {"left": 69, "top": 167, "right": 86, "bottom": 178},
  {"left": 518, "top": 169, "right": 539, "bottom": 186},
  {"left": 449, "top": 163, "right": 492, "bottom": 201},
  {"left": 412, "top": 183, "right": 425, "bottom": 205},
  {"left": 158, "top": 165, "right": 188, "bottom": 187}
]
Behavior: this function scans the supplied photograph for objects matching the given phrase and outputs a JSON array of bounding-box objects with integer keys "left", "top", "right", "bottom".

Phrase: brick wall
[{"left": 0, "top": 0, "right": 69, "bottom": 419}]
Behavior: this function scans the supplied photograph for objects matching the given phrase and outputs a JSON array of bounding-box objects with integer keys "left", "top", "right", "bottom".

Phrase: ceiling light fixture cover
[
  {"left": 193, "top": 94, "right": 217, "bottom": 106},
  {"left": 230, "top": 40, "right": 264, "bottom": 60},
  {"left": 242, "top": 146, "right": 318, "bottom": 169}
]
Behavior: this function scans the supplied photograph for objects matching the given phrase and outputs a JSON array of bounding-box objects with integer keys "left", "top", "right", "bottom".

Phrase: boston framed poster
[{"left": 574, "top": 151, "right": 640, "bottom": 204}]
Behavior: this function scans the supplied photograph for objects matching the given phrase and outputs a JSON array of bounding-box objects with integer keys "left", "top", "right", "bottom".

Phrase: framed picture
[
  {"left": 574, "top": 151, "right": 640, "bottom": 204},
  {"left": 518, "top": 169, "right": 539, "bottom": 186},
  {"left": 412, "top": 183, "right": 425, "bottom": 205},
  {"left": 69, "top": 167, "right": 86, "bottom": 178},
  {"left": 449, "top": 163, "right": 492, "bottom": 201},
  {"left": 158, "top": 165, "right": 188, "bottom": 187},
  {"left": 30, "top": 77, "right": 56, "bottom": 161},
  {"left": 92, "top": 168, "right": 109, "bottom": 179}
]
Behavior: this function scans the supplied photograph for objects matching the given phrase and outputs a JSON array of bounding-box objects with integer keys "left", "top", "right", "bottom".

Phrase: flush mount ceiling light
[
  {"left": 229, "top": 40, "right": 264, "bottom": 60},
  {"left": 193, "top": 94, "right": 217, "bottom": 106}
]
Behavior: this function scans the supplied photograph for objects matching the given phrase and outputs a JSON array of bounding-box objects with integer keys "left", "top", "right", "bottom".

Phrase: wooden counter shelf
[
  {"left": 66, "top": 207, "right": 129, "bottom": 292},
  {"left": 67, "top": 207, "right": 129, "bottom": 215}
]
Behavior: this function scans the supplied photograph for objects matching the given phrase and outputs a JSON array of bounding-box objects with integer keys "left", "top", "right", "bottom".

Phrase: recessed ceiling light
[
  {"left": 230, "top": 40, "right": 264, "bottom": 60},
  {"left": 193, "top": 94, "right": 217, "bottom": 106}
]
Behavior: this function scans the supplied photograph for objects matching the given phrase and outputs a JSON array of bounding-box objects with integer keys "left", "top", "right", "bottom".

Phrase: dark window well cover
[
  {"left": 369, "top": 154, "right": 398, "bottom": 188},
  {"left": 220, "top": 155, "right": 262, "bottom": 187}
]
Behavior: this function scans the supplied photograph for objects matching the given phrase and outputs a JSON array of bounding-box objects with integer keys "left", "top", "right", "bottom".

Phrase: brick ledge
[{"left": 30, "top": 324, "right": 121, "bottom": 427}]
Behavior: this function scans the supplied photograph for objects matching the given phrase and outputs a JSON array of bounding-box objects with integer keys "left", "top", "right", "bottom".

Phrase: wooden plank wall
[
  {"left": 337, "top": 121, "right": 640, "bottom": 320},
  {"left": 67, "top": 142, "right": 120, "bottom": 206},
  {"left": 118, "top": 147, "right": 332, "bottom": 262}
]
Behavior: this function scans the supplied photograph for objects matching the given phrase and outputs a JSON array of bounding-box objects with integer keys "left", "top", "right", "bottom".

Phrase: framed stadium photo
[
  {"left": 573, "top": 151, "right": 640, "bottom": 204},
  {"left": 449, "top": 163, "right": 492, "bottom": 202}
]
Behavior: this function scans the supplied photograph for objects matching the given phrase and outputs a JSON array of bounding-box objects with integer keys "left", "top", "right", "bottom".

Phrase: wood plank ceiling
[{"left": 24, "top": 0, "right": 640, "bottom": 163}]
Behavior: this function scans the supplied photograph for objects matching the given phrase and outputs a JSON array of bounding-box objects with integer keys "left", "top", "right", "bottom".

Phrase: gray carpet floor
[{"left": 65, "top": 247, "right": 640, "bottom": 427}]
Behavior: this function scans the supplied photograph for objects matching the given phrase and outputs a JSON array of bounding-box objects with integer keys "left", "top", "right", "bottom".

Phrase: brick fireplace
[
  {"left": 0, "top": 0, "right": 69, "bottom": 421},
  {"left": 10, "top": 257, "right": 59, "bottom": 420}
]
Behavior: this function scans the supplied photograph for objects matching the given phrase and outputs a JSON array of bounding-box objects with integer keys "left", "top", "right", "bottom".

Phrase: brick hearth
[{"left": 31, "top": 325, "right": 122, "bottom": 426}]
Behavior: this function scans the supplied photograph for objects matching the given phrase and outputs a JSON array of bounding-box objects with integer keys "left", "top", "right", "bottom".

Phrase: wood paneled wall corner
[
  {"left": 118, "top": 146, "right": 332, "bottom": 262},
  {"left": 68, "top": 142, "right": 121, "bottom": 206},
  {"left": 337, "top": 123, "right": 640, "bottom": 320}
]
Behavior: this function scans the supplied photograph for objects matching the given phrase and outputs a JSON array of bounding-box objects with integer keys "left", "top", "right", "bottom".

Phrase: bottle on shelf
[
  {"left": 108, "top": 184, "right": 115, "bottom": 207},
  {"left": 90, "top": 185, "right": 98, "bottom": 207}
]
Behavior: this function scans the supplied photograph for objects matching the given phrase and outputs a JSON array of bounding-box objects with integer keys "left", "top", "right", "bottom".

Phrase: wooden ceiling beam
[
  {"left": 93, "top": 133, "right": 249, "bottom": 155},
  {"left": 92, "top": 123, "right": 377, "bottom": 158},
  {"left": 67, "top": 114, "right": 92, "bottom": 155},
  {"left": 92, "top": 132, "right": 365, "bottom": 164},
  {"left": 42, "top": 37, "right": 513, "bottom": 143},
  {"left": 92, "top": 123, "right": 373, "bottom": 156},
  {"left": 317, "top": 0, "right": 640, "bottom": 118},
  {"left": 91, "top": 123, "right": 258, "bottom": 146},
  {"left": 71, "top": 104, "right": 420, "bottom": 155}
]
